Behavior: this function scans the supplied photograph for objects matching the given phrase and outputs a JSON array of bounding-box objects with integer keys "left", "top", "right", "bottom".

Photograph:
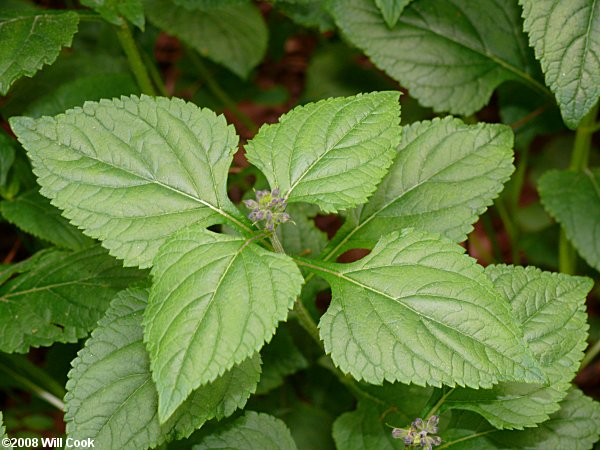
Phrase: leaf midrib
[{"left": 297, "top": 259, "right": 535, "bottom": 374}]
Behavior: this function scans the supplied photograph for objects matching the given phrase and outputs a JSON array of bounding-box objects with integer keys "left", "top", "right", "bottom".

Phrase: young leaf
[
  {"left": 0, "top": 246, "right": 145, "bottom": 353},
  {"left": 65, "top": 288, "right": 260, "bottom": 450},
  {"left": 144, "top": 0, "right": 267, "bottom": 79},
  {"left": 193, "top": 411, "right": 298, "bottom": 450},
  {"left": 328, "top": 0, "right": 547, "bottom": 115},
  {"left": 0, "top": 11, "right": 79, "bottom": 95},
  {"left": 299, "top": 229, "right": 544, "bottom": 387},
  {"left": 443, "top": 388, "right": 600, "bottom": 449},
  {"left": 0, "top": 190, "right": 94, "bottom": 251},
  {"left": 246, "top": 92, "right": 401, "bottom": 213},
  {"left": 539, "top": 169, "right": 600, "bottom": 272},
  {"left": 374, "top": 0, "right": 412, "bottom": 28},
  {"left": 257, "top": 325, "right": 308, "bottom": 395},
  {"left": 322, "top": 117, "right": 514, "bottom": 259},
  {"left": 333, "top": 401, "right": 396, "bottom": 450},
  {"left": 520, "top": 0, "right": 600, "bottom": 129},
  {"left": 80, "top": 0, "right": 145, "bottom": 30},
  {"left": 10, "top": 95, "right": 246, "bottom": 268},
  {"left": 444, "top": 265, "right": 592, "bottom": 429},
  {"left": 0, "top": 412, "right": 10, "bottom": 450},
  {"left": 144, "top": 223, "right": 304, "bottom": 422}
]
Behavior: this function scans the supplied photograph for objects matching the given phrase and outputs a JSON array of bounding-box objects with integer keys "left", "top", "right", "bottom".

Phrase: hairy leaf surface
[
  {"left": 302, "top": 229, "right": 544, "bottom": 387},
  {"left": 443, "top": 388, "right": 600, "bottom": 449},
  {"left": 0, "top": 190, "right": 94, "bottom": 250},
  {"left": 520, "top": 0, "right": 600, "bottom": 128},
  {"left": 144, "top": 0, "right": 267, "bottom": 78},
  {"left": 193, "top": 412, "right": 297, "bottom": 450},
  {"left": 445, "top": 265, "right": 592, "bottom": 429},
  {"left": 246, "top": 92, "right": 401, "bottom": 213},
  {"left": 0, "top": 247, "right": 144, "bottom": 353},
  {"left": 0, "top": 11, "right": 79, "bottom": 95},
  {"left": 322, "top": 117, "right": 514, "bottom": 259},
  {"left": 328, "top": 0, "right": 546, "bottom": 115},
  {"left": 81, "top": 0, "right": 145, "bottom": 29},
  {"left": 539, "top": 169, "right": 600, "bottom": 272},
  {"left": 10, "top": 95, "right": 246, "bottom": 268},
  {"left": 145, "top": 224, "right": 304, "bottom": 422},
  {"left": 65, "top": 288, "right": 260, "bottom": 450}
]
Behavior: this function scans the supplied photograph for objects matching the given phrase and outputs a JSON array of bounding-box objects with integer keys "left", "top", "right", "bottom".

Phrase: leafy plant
[{"left": 1, "top": 0, "right": 600, "bottom": 449}]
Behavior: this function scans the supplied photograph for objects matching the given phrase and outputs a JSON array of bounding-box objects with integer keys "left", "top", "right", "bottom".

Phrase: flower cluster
[
  {"left": 391, "top": 416, "right": 442, "bottom": 450},
  {"left": 243, "top": 188, "right": 291, "bottom": 232}
]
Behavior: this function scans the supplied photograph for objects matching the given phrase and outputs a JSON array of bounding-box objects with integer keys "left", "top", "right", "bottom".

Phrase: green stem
[
  {"left": 580, "top": 340, "right": 600, "bottom": 370},
  {"left": 293, "top": 295, "right": 323, "bottom": 349},
  {"left": 115, "top": 22, "right": 157, "bottom": 96},
  {"left": 0, "top": 356, "right": 65, "bottom": 411},
  {"left": 510, "top": 145, "right": 530, "bottom": 212},
  {"left": 270, "top": 233, "right": 285, "bottom": 254},
  {"left": 482, "top": 214, "right": 502, "bottom": 262},
  {"left": 420, "top": 387, "right": 455, "bottom": 419},
  {"left": 559, "top": 102, "right": 599, "bottom": 274},
  {"left": 495, "top": 198, "right": 520, "bottom": 264},
  {"left": 142, "top": 51, "right": 169, "bottom": 97},
  {"left": 187, "top": 50, "right": 257, "bottom": 133}
]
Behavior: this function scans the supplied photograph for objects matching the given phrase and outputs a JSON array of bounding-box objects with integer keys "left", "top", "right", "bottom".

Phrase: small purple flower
[
  {"left": 243, "top": 187, "right": 291, "bottom": 232},
  {"left": 391, "top": 416, "right": 442, "bottom": 449}
]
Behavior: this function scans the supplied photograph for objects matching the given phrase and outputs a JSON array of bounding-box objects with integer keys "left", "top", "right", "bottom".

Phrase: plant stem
[
  {"left": 115, "top": 22, "right": 157, "bottom": 96},
  {"left": 419, "top": 387, "right": 454, "bottom": 419},
  {"left": 559, "top": 102, "right": 599, "bottom": 274},
  {"left": 142, "top": 50, "right": 169, "bottom": 97},
  {"left": 580, "top": 340, "right": 600, "bottom": 370},
  {"left": 495, "top": 198, "right": 520, "bottom": 264},
  {"left": 0, "top": 357, "right": 65, "bottom": 411},
  {"left": 270, "top": 233, "right": 285, "bottom": 254},
  {"left": 187, "top": 50, "right": 258, "bottom": 133},
  {"left": 482, "top": 214, "right": 502, "bottom": 262}
]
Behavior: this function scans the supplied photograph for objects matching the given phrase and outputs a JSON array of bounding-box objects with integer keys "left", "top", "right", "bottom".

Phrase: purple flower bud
[
  {"left": 266, "top": 222, "right": 274, "bottom": 231},
  {"left": 256, "top": 210, "right": 265, "bottom": 220},
  {"left": 280, "top": 212, "right": 290, "bottom": 222},
  {"left": 265, "top": 211, "right": 273, "bottom": 220},
  {"left": 431, "top": 436, "right": 442, "bottom": 446},
  {"left": 420, "top": 435, "right": 427, "bottom": 447},
  {"left": 256, "top": 190, "right": 268, "bottom": 199},
  {"left": 391, "top": 428, "right": 404, "bottom": 439},
  {"left": 243, "top": 199, "right": 258, "bottom": 209},
  {"left": 272, "top": 188, "right": 280, "bottom": 196},
  {"left": 412, "top": 418, "right": 424, "bottom": 430},
  {"left": 404, "top": 436, "right": 413, "bottom": 446}
]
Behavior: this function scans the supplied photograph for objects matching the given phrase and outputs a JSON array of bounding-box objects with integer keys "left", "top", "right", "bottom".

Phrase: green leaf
[
  {"left": 374, "top": 0, "right": 412, "bottom": 28},
  {"left": 443, "top": 388, "right": 600, "bottom": 449},
  {"left": 445, "top": 265, "right": 592, "bottom": 429},
  {"left": 246, "top": 92, "right": 401, "bottom": 213},
  {"left": 0, "top": 190, "right": 94, "bottom": 250},
  {"left": 328, "top": 0, "right": 547, "bottom": 115},
  {"left": 0, "top": 132, "right": 16, "bottom": 189},
  {"left": 144, "top": 0, "right": 267, "bottom": 78},
  {"left": 257, "top": 325, "right": 308, "bottom": 395},
  {"left": 144, "top": 223, "right": 304, "bottom": 422},
  {"left": 65, "top": 288, "right": 260, "bottom": 450},
  {"left": 0, "top": 246, "right": 145, "bottom": 353},
  {"left": 277, "top": 203, "right": 328, "bottom": 259},
  {"left": 302, "top": 229, "right": 544, "bottom": 387},
  {"left": 520, "top": 0, "right": 600, "bottom": 129},
  {"left": 0, "top": 412, "right": 10, "bottom": 450},
  {"left": 0, "top": 11, "right": 79, "bottom": 95},
  {"left": 193, "top": 411, "right": 298, "bottom": 450},
  {"left": 81, "top": 0, "right": 145, "bottom": 30},
  {"left": 322, "top": 117, "right": 514, "bottom": 260},
  {"left": 10, "top": 95, "right": 247, "bottom": 269},
  {"left": 333, "top": 401, "right": 397, "bottom": 450},
  {"left": 274, "top": 0, "right": 334, "bottom": 32},
  {"left": 539, "top": 169, "right": 600, "bottom": 272}
]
